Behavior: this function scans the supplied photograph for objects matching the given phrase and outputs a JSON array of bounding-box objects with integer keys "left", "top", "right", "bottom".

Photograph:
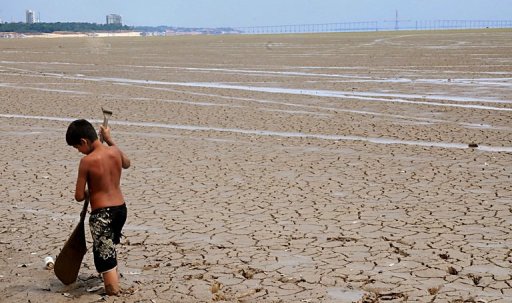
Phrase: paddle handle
[
  {"left": 100, "top": 108, "right": 112, "bottom": 143},
  {"left": 79, "top": 195, "right": 89, "bottom": 222}
]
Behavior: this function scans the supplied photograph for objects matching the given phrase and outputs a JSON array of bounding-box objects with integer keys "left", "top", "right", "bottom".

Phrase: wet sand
[{"left": 1, "top": 29, "right": 512, "bottom": 302}]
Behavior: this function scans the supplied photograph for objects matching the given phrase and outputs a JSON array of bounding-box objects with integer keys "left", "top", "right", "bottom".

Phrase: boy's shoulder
[
  {"left": 80, "top": 153, "right": 94, "bottom": 165},
  {"left": 94, "top": 145, "right": 123, "bottom": 160}
]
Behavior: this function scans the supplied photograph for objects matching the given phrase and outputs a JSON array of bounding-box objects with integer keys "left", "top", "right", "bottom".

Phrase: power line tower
[
  {"left": 382, "top": 10, "right": 409, "bottom": 31},
  {"left": 395, "top": 10, "right": 399, "bottom": 30}
]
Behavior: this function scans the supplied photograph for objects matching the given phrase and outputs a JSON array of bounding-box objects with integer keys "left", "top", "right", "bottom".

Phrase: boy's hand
[{"left": 99, "top": 125, "right": 114, "bottom": 146}]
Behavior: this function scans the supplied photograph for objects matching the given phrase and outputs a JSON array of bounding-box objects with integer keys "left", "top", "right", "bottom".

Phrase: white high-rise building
[
  {"left": 26, "top": 10, "right": 36, "bottom": 24},
  {"left": 106, "top": 14, "right": 122, "bottom": 25}
]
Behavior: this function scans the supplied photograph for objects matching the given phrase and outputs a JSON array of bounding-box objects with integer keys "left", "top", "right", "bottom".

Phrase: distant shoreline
[
  {"left": 2, "top": 27, "right": 510, "bottom": 39},
  {"left": 0, "top": 31, "right": 142, "bottom": 38}
]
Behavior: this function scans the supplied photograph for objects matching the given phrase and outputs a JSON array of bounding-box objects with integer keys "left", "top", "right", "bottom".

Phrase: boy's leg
[
  {"left": 90, "top": 205, "right": 126, "bottom": 296},
  {"left": 103, "top": 267, "right": 120, "bottom": 295}
]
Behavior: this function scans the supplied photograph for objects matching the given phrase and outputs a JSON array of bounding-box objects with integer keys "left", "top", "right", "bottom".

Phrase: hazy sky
[{"left": 1, "top": 0, "right": 511, "bottom": 27}]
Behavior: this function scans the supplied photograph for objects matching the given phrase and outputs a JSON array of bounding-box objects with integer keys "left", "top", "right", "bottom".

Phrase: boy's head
[{"left": 66, "top": 119, "right": 98, "bottom": 146}]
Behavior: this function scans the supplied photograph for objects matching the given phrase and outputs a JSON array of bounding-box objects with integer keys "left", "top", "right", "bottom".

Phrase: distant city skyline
[{"left": 1, "top": 0, "right": 511, "bottom": 27}]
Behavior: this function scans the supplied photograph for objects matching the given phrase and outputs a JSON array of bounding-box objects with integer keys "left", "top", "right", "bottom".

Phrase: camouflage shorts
[{"left": 89, "top": 204, "right": 127, "bottom": 273}]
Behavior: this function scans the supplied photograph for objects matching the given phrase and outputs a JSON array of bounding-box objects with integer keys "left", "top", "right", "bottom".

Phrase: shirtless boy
[{"left": 66, "top": 119, "right": 130, "bottom": 295}]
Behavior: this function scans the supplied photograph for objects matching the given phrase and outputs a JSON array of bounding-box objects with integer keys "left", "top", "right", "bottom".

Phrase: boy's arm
[
  {"left": 100, "top": 125, "right": 131, "bottom": 169},
  {"left": 115, "top": 146, "right": 131, "bottom": 169},
  {"left": 75, "top": 158, "right": 88, "bottom": 201}
]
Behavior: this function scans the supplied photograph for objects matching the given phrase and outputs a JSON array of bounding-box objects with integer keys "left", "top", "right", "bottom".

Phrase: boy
[{"left": 66, "top": 119, "right": 130, "bottom": 295}]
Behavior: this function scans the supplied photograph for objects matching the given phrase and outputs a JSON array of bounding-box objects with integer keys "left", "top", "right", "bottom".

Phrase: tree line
[{"left": 0, "top": 22, "right": 132, "bottom": 33}]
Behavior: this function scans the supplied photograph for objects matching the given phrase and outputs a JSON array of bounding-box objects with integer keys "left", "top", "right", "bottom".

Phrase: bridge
[{"left": 234, "top": 19, "right": 512, "bottom": 34}]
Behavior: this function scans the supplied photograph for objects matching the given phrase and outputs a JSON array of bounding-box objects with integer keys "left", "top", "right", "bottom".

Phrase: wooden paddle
[{"left": 54, "top": 196, "right": 89, "bottom": 285}]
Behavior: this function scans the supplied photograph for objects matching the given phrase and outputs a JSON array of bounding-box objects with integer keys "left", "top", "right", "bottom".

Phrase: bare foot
[{"left": 105, "top": 284, "right": 120, "bottom": 296}]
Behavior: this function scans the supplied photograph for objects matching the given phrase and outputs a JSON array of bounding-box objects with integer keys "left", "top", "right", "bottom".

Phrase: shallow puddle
[{"left": 327, "top": 287, "right": 365, "bottom": 302}]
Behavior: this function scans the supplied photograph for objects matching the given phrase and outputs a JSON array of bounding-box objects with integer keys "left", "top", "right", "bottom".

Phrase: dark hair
[{"left": 66, "top": 119, "right": 98, "bottom": 146}]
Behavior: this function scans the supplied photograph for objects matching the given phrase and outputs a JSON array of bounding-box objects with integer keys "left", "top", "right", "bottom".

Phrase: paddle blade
[{"left": 54, "top": 221, "right": 87, "bottom": 285}]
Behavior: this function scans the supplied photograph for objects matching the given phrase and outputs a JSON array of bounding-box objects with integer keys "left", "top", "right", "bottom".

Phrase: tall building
[
  {"left": 26, "top": 10, "right": 36, "bottom": 24},
  {"left": 106, "top": 14, "right": 122, "bottom": 25}
]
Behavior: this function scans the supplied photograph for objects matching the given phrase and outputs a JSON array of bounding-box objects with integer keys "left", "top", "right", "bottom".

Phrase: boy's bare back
[
  {"left": 79, "top": 146, "right": 124, "bottom": 210},
  {"left": 73, "top": 125, "right": 130, "bottom": 210}
]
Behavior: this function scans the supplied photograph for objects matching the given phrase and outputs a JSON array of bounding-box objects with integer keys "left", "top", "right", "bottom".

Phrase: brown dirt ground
[{"left": 1, "top": 29, "right": 512, "bottom": 302}]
